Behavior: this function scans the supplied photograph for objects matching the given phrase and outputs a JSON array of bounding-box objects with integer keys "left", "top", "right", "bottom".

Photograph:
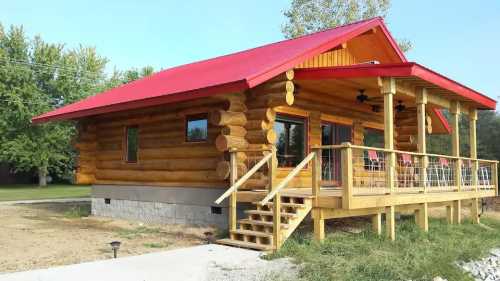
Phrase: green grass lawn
[
  {"left": 267, "top": 216, "right": 500, "bottom": 281},
  {"left": 0, "top": 184, "right": 91, "bottom": 201}
]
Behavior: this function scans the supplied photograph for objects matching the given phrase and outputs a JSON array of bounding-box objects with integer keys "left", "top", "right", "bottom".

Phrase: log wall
[{"left": 74, "top": 98, "right": 229, "bottom": 187}]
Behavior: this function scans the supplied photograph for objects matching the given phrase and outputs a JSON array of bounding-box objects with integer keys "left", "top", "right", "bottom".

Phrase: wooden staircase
[{"left": 218, "top": 194, "right": 312, "bottom": 251}]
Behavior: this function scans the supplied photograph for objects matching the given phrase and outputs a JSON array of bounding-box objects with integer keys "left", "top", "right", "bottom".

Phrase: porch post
[
  {"left": 382, "top": 77, "right": 397, "bottom": 241},
  {"left": 381, "top": 77, "right": 396, "bottom": 193},
  {"left": 469, "top": 108, "right": 480, "bottom": 224},
  {"left": 450, "top": 101, "right": 461, "bottom": 224},
  {"left": 416, "top": 87, "right": 428, "bottom": 193},
  {"left": 229, "top": 150, "right": 238, "bottom": 232}
]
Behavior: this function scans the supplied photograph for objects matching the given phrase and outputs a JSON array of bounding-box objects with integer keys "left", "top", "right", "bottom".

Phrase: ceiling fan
[{"left": 356, "top": 89, "right": 406, "bottom": 113}]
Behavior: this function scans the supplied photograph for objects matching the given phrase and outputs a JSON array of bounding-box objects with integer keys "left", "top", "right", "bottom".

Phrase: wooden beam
[
  {"left": 386, "top": 205, "right": 396, "bottom": 241},
  {"left": 446, "top": 204, "right": 454, "bottom": 224},
  {"left": 416, "top": 203, "right": 429, "bottom": 232},
  {"left": 450, "top": 101, "right": 462, "bottom": 191},
  {"left": 470, "top": 198, "right": 480, "bottom": 224},
  {"left": 313, "top": 208, "right": 325, "bottom": 241},
  {"left": 453, "top": 200, "right": 462, "bottom": 224},
  {"left": 228, "top": 151, "right": 238, "bottom": 232},
  {"left": 416, "top": 87, "right": 428, "bottom": 192},
  {"left": 469, "top": 109, "right": 479, "bottom": 192},
  {"left": 341, "top": 143, "right": 354, "bottom": 209},
  {"left": 372, "top": 213, "right": 382, "bottom": 235},
  {"left": 381, "top": 77, "right": 396, "bottom": 193}
]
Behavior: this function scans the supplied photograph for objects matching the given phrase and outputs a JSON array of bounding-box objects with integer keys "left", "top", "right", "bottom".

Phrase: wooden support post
[
  {"left": 416, "top": 87, "right": 428, "bottom": 192},
  {"left": 381, "top": 78, "right": 396, "bottom": 193},
  {"left": 494, "top": 162, "right": 499, "bottom": 196},
  {"left": 470, "top": 198, "right": 480, "bottom": 224},
  {"left": 446, "top": 204, "right": 454, "bottom": 224},
  {"left": 341, "top": 143, "right": 353, "bottom": 209},
  {"left": 386, "top": 205, "right": 396, "bottom": 241},
  {"left": 372, "top": 213, "right": 382, "bottom": 235},
  {"left": 450, "top": 101, "right": 461, "bottom": 191},
  {"left": 469, "top": 109, "right": 479, "bottom": 192},
  {"left": 270, "top": 148, "right": 281, "bottom": 250},
  {"left": 312, "top": 147, "right": 321, "bottom": 207},
  {"left": 228, "top": 150, "right": 238, "bottom": 232},
  {"left": 313, "top": 209, "right": 325, "bottom": 241},
  {"left": 453, "top": 200, "right": 461, "bottom": 224},
  {"left": 416, "top": 203, "right": 429, "bottom": 232}
]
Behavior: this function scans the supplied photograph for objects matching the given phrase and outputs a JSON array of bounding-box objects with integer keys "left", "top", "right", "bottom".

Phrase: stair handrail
[
  {"left": 259, "top": 151, "right": 316, "bottom": 205},
  {"left": 214, "top": 152, "right": 273, "bottom": 204}
]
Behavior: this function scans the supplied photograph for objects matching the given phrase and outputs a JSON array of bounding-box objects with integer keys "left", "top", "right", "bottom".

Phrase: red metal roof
[
  {"left": 32, "top": 17, "right": 404, "bottom": 123},
  {"left": 294, "top": 62, "right": 497, "bottom": 110}
]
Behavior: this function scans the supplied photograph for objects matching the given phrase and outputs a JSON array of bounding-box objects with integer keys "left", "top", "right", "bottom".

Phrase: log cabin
[{"left": 33, "top": 17, "right": 498, "bottom": 251}]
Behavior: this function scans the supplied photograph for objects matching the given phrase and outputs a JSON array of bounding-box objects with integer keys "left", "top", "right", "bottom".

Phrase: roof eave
[{"left": 32, "top": 79, "right": 250, "bottom": 124}]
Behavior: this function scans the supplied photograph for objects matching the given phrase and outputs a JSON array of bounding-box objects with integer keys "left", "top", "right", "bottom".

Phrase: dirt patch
[{"left": 0, "top": 202, "right": 214, "bottom": 273}]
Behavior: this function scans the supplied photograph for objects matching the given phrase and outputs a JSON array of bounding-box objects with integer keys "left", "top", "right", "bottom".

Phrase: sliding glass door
[{"left": 321, "top": 122, "right": 352, "bottom": 186}]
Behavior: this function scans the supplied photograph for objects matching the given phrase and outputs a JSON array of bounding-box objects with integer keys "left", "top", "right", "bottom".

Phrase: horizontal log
[
  {"left": 244, "top": 120, "right": 273, "bottom": 131},
  {"left": 215, "top": 135, "right": 249, "bottom": 151},
  {"left": 95, "top": 169, "right": 221, "bottom": 183},
  {"left": 223, "top": 100, "right": 247, "bottom": 112},
  {"left": 245, "top": 108, "right": 276, "bottom": 122},
  {"left": 396, "top": 135, "right": 415, "bottom": 144},
  {"left": 96, "top": 150, "right": 123, "bottom": 161},
  {"left": 246, "top": 129, "right": 277, "bottom": 144},
  {"left": 221, "top": 125, "right": 247, "bottom": 137},
  {"left": 75, "top": 173, "right": 95, "bottom": 185},
  {"left": 140, "top": 146, "right": 220, "bottom": 159},
  {"left": 215, "top": 161, "right": 248, "bottom": 179},
  {"left": 209, "top": 110, "right": 247, "bottom": 126},
  {"left": 97, "top": 158, "right": 218, "bottom": 171},
  {"left": 251, "top": 80, "right": 294, "bottom": 95},
  {"left": 251, "top": 92, "right": 294, "bottom": 108},
  {"left": 77, "top": 165, "right": 96, "bottom": 174},
  {"left": 268, "top": 69, "right": 294, "bottom": 82},
  {"left": 94, "top": 180, "right": 226, "bottom": 188},
  {"left": 294, "top": 98, "right": 382, "bottom": 123},
  {"left": 75, "top": 142, "right": 97, "bottom": 151},
  {"left": 242, "top": 178, "right": 269, "bottom": 190}
]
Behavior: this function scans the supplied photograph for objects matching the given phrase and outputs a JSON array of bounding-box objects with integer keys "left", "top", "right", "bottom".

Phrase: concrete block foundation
[{"left": 91, "top": 185, "right": 246, "bottom": 229}]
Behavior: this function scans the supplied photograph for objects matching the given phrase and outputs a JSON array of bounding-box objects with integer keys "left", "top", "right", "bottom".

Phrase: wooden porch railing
[
  {"left": 214, "top": 148, "right": 274, "bottom": 232},
  {"left": 314, "top": 143, "right": 499, "bottom": 209}
]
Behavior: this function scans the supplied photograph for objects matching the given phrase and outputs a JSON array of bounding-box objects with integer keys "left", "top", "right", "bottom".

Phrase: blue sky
[{"left": 2, "top": 0, "right": 500, "bottom": 100}]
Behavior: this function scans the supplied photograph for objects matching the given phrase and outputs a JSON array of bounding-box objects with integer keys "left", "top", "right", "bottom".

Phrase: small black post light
[
  {"left": 204, "top": 231, "right": 215, "bottom": 244},
  {"left": 110, "top": 241, "right": 121, "bottom": 258}
]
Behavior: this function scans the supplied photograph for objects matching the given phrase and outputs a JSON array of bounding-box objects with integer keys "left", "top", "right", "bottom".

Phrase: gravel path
[{"left": 459, "top": 249, "right": 500, "bottom": 281}]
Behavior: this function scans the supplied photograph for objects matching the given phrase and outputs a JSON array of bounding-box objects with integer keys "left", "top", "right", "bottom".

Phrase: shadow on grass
[{"left": 266, "top": 216, "right": 500, "bottom": 281}]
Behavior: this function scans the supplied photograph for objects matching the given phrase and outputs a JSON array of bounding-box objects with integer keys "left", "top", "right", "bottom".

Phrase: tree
[
  {"left": 0, "top": 24, "right": 107, "bottom": 186},
  {"left": 0, "top": 23, "right": 156, "bottom": 187},
  {"left": 282, "top": 0, "right": 412, "bottom": 52}
]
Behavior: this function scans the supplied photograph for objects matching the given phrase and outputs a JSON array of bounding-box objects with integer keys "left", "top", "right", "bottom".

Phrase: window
[
  {"left": 321, "top": 122, "right": 352, "bottom": 185},
  {"left": 363, "top": 128, "right": 384, "bottom": 170},
  {"left": 126, "top": 126, "right": 138, "bottom": 163},
  {"left": 186, "top": 114, "right": 208, "bottom": 142},
  {"left": 364, "top": 128, "right": 384, "bottom": 148},
  {"left": 274, "top": 114, "right": 306, "bottom": 167}
]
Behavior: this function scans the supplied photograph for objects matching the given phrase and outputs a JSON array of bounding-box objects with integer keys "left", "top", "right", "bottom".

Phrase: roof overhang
[{"left": 295, "top": 62, "right": 496, "bottom": 110}]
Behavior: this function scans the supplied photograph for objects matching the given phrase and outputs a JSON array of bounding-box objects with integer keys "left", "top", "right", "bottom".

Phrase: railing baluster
[
  {"left": 341, "top": 142, "right": 353, "bottom": 209},
  {"left": 229, "top": 150, "right": 237, "bottom": 232},
  {"left": 493, "top": 162, "right": 498, "bottom": 196},
  {"left": 269, "top": 148, "right": 281, "bottom": 249},
  {"left": 312, "top": 147, "right": 321, "bottom": 207}
]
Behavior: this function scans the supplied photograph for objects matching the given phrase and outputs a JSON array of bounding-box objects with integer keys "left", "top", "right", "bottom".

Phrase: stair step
[
  {"left": 245, "top": 210, "right": 298, "bottom": 218},
  {"left": 255, "top": 202, "right": 306, "bottom": 208},
  {"left": 239, "top": 219, "right": 289, "bottom": 229},
  {"left": 231, "top": 229, "right": 273, "bottom": 238},
  {"left": 217, "top": 238, "right": 273, "bottom": 251}
]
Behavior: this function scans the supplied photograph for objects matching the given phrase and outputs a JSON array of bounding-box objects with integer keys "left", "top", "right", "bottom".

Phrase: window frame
[
  {"left": 124, "top": 125, "right": 139, "bottom": 164},
  {"left": 185, "top": 113, "right": 209, "bottom": 143},
  {"left": 274, "top": 113, "right": 309, "bottom": 169}
]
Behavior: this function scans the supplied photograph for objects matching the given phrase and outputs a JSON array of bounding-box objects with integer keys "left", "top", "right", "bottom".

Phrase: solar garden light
[
  {"left": 204, "top": 231, "right": 215, "bottom": 244},
  {"left": 110, "top": 241, "right": 121, "bottom": 258}
]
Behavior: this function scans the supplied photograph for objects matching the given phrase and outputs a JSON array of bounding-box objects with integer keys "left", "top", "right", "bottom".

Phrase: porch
[{"left": 215, "top": 63, "right": 498, "bottom": 251}]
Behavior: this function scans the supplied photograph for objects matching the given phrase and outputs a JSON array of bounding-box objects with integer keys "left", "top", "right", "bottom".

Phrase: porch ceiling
[{"left": 294, "top": 62, "right": 496, "bottom": 110}]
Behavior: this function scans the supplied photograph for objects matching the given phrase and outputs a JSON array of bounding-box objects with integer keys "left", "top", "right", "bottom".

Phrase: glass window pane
[
  {"left": 364, "top": 128, "right": 384, "bottom": 148},
  {"left": 126, "top": 127, "right": 138, "bottom": 162},
  {"left": 186, "top": 115, "right": 208, "bottom": 142},
  {"left": 275, "top": 115, "right": 306, "bottom": 167}
]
